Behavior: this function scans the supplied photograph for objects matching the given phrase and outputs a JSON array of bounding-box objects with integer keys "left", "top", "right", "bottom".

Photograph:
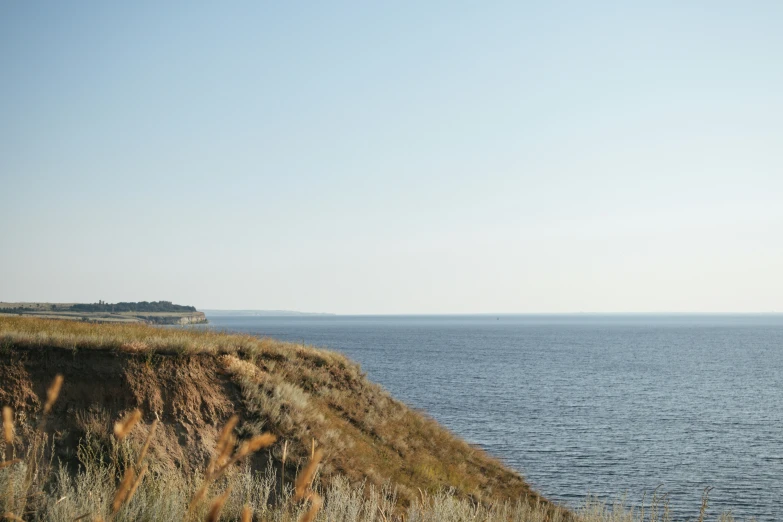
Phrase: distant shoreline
[
  {"left": 203, "top": 311, "right": 780, "bottom": 317},
  {"left": 0, "top": 301, "right": 208, "bottom": 325},
  {"left": 202, "top": 309, "right": 335, "bottom": 317}
]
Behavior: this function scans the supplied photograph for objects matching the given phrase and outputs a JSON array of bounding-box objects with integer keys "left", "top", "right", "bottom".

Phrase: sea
[{"left": 204, "top": 314, "right": 783, "bottom": 521}]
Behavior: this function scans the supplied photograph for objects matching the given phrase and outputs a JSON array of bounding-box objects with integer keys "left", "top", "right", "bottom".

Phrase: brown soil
[{"left": 0, "top": 347, "right": 240, "bottom": 473}]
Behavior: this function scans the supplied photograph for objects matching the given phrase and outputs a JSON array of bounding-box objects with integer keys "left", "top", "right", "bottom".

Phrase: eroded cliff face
[
  {"left": 0, "top": 341, "right": 551, "bottom": 511},
  {"left": 179, "top": 312, "right": 208, "bottom": 324},
  {"left": 0, "top": 348, "right": 234, "bottom": 473},
  {"left": 138, "top": 312, "right": 208, "bottom": 325}
]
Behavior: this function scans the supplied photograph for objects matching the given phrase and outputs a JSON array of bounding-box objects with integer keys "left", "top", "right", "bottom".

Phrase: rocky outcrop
[
  {"left": 139, "top": 312, "right": 208, "bottom": 325},
  {"left": 176, "top": 312, "right": 208, "bottom": 325}
]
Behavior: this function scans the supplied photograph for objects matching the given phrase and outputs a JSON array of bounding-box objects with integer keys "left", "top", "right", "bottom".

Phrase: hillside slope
[{"left": 0, "top": 316, "right": 557, "bottom": 515}]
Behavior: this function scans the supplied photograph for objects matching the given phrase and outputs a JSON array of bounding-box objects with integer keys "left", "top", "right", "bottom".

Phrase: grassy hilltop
[{"left": 0, "top": 317, "right": 743, "bottom": 521}]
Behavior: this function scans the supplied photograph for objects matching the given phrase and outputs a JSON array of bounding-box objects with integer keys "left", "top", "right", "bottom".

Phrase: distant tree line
[
  {"left": 1, "top": 307, "right": 43, "bottom": 314},
  {"left": 68, "top": 301, "right": 197, "bottom": 313},
  {"left": 0, "top": 303, "right": 55, "bottom": 314}
]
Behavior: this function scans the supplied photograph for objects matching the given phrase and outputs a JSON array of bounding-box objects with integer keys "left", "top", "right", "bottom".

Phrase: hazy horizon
[
  {"left": 3, "top": 303, "right": 782, "bottom": 315},
  {"left": 2, "top": 2, "right": 781, "bottom": 314},
  {"left": 204, "top": 307, "right": 783, "bottom": 317}
]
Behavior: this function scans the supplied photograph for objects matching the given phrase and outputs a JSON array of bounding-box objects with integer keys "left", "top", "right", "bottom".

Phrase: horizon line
[{"left": 201, "top": 310, "right": 782, "bottom": 315}]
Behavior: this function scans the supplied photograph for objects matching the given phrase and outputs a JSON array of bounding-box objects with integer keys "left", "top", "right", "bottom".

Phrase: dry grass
[
  {"left": 0, "top": 315, "right": 329, "bottom": 359},
  {"left": 0, "top": 455, "right": 753, "bottom": 522},
  {"left": 0, "top": 405, "right": 757, "bottom": 522}
]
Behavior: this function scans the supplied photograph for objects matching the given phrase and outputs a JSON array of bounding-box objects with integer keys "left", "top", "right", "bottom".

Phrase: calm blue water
[{"left": 204, "top": 314, "right": 783, "bottom": 521}]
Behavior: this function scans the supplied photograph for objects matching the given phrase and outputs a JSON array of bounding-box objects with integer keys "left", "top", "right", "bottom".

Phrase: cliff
[
  {"left": 0, "top": 316, "right": 561, "bottom": 518},
  {"left": 136, "top": 311, "right": 208, "bottom": 325}
]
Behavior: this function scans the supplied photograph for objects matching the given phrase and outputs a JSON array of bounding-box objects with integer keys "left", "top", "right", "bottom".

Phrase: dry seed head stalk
[
  {"left": 295, "top": 449, "right": 323, "bottom": 500},
  {"left": 188, "top": 416, "right": 239, "bottom": 517},
  {"left": 189, "top": 484, "right": 209, "bottom": 514},
  {"left": 0, "top": 459, "right": 22, "bottom": 471},
  {"left": 114, "top": 409, "right": 141, "bottom": 440},
  {"left": 43, "top": 374, "right": 64, "bottom": 414},
  {"left": 205, "top": 487, "right": 232, "bottom": 522},
  {"left": 136, "top": 419, "right": 158, "bottom": 465},
  {"left": 298, "top": 492, "right": 323, "bottom": 522},
  {"left": 216, "top": 433, "right": 236, "bottom": 469},
  {"left": 211, "top": 432, "right": 277, "bottom": 481},
  {"left": 237, "top": 433, "right": 277, "bottom": 458},
  {"left": 111, "top": 467, "right": 136, "bottom": 513},
  {"left": 2, "top": 407, "right": 13, "bottom": 444},
  {"left": 280, "top": 439, "right": 289, "bottom": 502},
  {"left": 208, "top": 415, "right": 238, "bottom": 476},
  {"left": 126, "top": 462, "right": 148, "bottom": 504}
]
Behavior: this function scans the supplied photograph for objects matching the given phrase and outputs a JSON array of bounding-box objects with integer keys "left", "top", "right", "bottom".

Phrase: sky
[{"left": 1, "top": 2, "right": 781, "bottom": 314}]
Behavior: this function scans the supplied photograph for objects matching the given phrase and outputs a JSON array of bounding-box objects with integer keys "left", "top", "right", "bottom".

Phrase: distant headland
[{"left": 0, "top": 301, "right": 207, "bottom": 325}]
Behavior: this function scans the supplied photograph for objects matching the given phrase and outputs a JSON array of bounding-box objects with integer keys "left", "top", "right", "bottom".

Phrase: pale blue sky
[{"left": 1, "top": 2, "right": 781, "bottom": 313}]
